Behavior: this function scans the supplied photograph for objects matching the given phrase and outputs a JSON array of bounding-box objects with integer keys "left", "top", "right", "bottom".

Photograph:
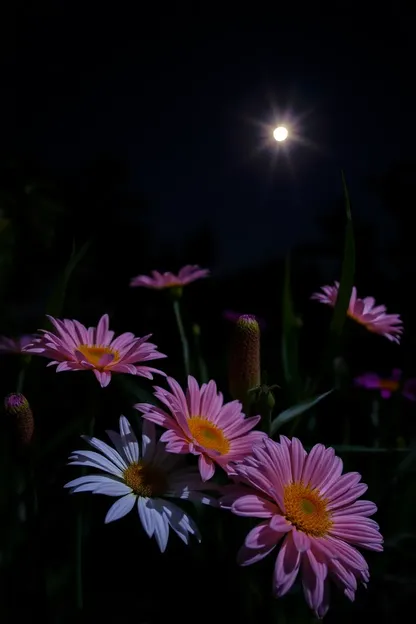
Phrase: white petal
[
  {"left": 106, "top": 430, "right": 131, "bottom": 465},
  {"left": 93, "top": 482, "right": 132, "bottom": 496},
  {"left": 68, "top": 450, "right": 123, "bottom": 477},
  {"left": 65, "top": 474, "right": 131, "bottom": 496},
  {"left": 137, "top": 496, "right": 156, "bottom": 537},
  {"left": 104, "top": 494, "right": 136, "bottom": 523},
  {"left": 64, "top": 474, "right": 114, "bottom": 489},
  {"left": 175, "top": 489, "right": 218, "bottom": 506},
  {"left": 158, "top": 498, "right": 201, "bottom": 545},
  {"left": 141, "top": 419, "right": 156, "bottom": 462},
  {"left": 150, "top": 499, "right": 170, "bottom": 552},
  {"left": 119, "top": 416, "right": 140, "bottom": 463},
  {"left": 82, "top": 436, "right": 127, "bottom": 471}
]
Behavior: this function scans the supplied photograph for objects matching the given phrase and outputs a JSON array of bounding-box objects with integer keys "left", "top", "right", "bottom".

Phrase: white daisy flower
[{"left": 65, "top": 415, "right": 218, "bottom": 552}]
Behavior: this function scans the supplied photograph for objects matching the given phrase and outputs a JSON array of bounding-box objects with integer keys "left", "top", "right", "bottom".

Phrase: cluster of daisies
[{"left": 1, "top": 267, "right": 402, "bottom": 618}]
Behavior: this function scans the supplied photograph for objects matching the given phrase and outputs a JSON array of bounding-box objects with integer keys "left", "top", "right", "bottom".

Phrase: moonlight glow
[{"left": 273, "top": 126, "right": 288, "bottom": 142}]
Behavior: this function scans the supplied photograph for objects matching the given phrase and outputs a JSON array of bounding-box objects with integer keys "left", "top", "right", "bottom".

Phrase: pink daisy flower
[
  {"left": 0, "top": 334, "right": 37, "bottom": 354},
  {"left": 355, "top": 368, "right": 416, "bottom": 401},
  {"left": 311, "top": 281, "right": 403, "bottom": 343},
  {"left": 130, "top": 264, "right": 209, "bottom": 290},
  {"left": 22, "top": 314, "right": 166, "bottom": 388},
  {"left": 134, "top": 375, "right": 266, "bottom": 481},
  {"left": 221, "top": 436, "right": 383, "bottom": 619}
]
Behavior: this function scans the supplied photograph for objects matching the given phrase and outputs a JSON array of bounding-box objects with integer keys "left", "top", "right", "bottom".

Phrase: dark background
[{"left": 1, "top": 3, "right": 416, "bottom": 623}]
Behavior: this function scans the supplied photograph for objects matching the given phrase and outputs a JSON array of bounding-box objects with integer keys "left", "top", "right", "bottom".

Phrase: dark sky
[{"left": 4, "top": 4, "right": 415, "bottom": 272}]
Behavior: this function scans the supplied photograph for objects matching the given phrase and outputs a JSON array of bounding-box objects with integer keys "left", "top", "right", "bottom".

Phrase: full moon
[{"left": 273, "top": 126, "right": 288, "bottom": 142}]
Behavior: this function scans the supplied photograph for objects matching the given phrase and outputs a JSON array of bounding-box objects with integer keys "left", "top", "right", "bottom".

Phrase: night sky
[{"left": 5, "top": 5, "right": 415, "bottom": 272}]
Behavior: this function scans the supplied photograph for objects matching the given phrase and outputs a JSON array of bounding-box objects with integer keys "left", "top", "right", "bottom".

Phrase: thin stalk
[
  {"left": 75, "top": 408, "right": 96, "bottom": 612},
  {"left": 173, "top": 298, "right": 190, "bottom": 377}
]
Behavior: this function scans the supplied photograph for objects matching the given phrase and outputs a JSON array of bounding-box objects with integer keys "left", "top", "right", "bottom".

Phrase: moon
[{"left": 273, "top": 126, "right": 288, "bottom": 142}]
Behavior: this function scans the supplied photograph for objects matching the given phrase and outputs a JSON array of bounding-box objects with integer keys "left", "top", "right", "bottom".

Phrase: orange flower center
[
  {"left": 187, "top": 417, "right": 230, "bottom": 455},
  {"left": 123, "top": 461, "right": 167, "bottom": 497},
  {"left": 348, "top": 311, "right": 380, "bottom": 335},
  {"left": 378, "top": 379, "right": 399, "bottom": 392},
  {"left": 283, "top": 481, "right": 332, "bottom": 537},
  {"left": 77, "top": 345, "right": 119, "bottom": 369}
]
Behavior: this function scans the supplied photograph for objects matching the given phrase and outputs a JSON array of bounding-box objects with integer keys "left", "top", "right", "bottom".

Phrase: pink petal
[
  {"left": 198, "top": 454, "right": 215, "bottom": 481},
  {"left": 232, "top": 494, "right": 277, "bottom": 518},
  {"left": 273, "top": 532, "right": 301, "bottom": 597}
]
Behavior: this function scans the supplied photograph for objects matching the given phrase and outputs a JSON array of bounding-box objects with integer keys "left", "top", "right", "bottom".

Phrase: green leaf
[
  {"left": 40, "top": 416, "right": 86, "bottom": 457},
  {"left": 329, "top": 171, "right": 355, "bottom": 340},
  {"left": 331, "top": 445, "right": 410, "bottom": 453},
  {"left": 271, "top": 389, "right": 333, "bottom": 435},
  {"left": 313, "top": 173, "right": 355, "bottom": 393},
  {"left": 281, "top": 254, "right": 301, "bottom": 402},
  {"left": 394, "top": 445, "right": 416, "bottom": 477},
  {"left": 46, "top": 239, "right": 90, "bottom": 320},
  {"left": 0, "top": 217, "right": 11, "bottom": 236},
  {"left": 114, "top": 374, "right": 158, "bottom": 405}
]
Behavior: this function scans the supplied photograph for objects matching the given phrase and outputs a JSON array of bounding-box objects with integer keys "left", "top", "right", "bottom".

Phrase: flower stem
[
  {"left": 173, "top": 298, "right": 190, "bottom": 377},
  {"left": 75, "top": 406, "right": 96, "bottom": 612},
  {"left": 75, "top": 511, "right": 83, "bottom": 610},
  {"left": 16, "top": 367, "right": 26, "bottom": 394},
  {"left": 192, "top": 324, "right": 208, "bottom": 383},
  {"left": 26, "top": 448, "right": 49, "bottom": 618}
]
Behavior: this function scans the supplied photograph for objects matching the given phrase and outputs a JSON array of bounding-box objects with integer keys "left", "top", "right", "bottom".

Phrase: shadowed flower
[
  {"left": 134, "top": 375, "right": 265, "bottom": 481},
  {"left": 0, "top": 334, "right": 37, "bottom": 354},
  {"left": 355, "top": 368, "right": 416, "bottom": 401},
  {"left": 22, "top": 314, "right": 166, "bottom": 388},
  {"left": 220, "top": 436, "right": 383, "bottom": 619},
  {"left": 65, "top": 416, "right": 217, "bottom": 552},
  {"left": 130, "top": 265, "right": 209, "bottom": 291},
  {"left": 311, "top": 281, "right": 402, "bottom": 343}
]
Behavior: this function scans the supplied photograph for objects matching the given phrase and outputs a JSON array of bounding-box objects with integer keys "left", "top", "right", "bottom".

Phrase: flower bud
[
  {"left": 228, "top": 315, "right": 261, "bottom": 413},
  {"left": 4, "top": 393, "right": 35, "bottom": 448}
]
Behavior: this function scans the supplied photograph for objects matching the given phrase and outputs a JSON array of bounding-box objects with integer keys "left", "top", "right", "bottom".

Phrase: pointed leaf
[
  {"left": 115, "top": 374, "right": 158, "bottom": 405},
  {"left": 329, "top": 171, "right": 355, "bottom": 339},
  {"left": 46, "top": 240, "right": 90, "bottom": 320},
  {"left": 271, "top": 389, "right": 333, "bottom": 435},
  {"left": 331, "top": 445, "right": 409, "bottom": 454},
  {"left": 281, "top": 254, "right": 301, "bottom": 402},
  {"left": 313, "top": 173, "right": 356, "bottom": 393}
]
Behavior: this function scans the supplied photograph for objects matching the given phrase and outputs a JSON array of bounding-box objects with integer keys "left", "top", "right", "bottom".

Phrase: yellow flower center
[
  {"left": 187, "top": 417, "right": 230, "bottom": 455},
  {"left": 283, "top": 481, "right": 332, "bottom": 537},
  {"left": 77, "top": 345, "right": 120, "bottom": 369},
  {"left": 123, "top": 461, "right": 167, "bottom": 497},
  {"left": 379, "top": 379, "right": 399, "bottom": 392}
]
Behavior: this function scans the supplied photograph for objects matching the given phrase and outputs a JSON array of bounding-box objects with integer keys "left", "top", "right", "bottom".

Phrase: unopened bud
[
  {"left": 4, "top": 393, "right": 35, "bottom": 448},
  {"left": 228, "top": 315, "right": 261, "bottom": 413}
]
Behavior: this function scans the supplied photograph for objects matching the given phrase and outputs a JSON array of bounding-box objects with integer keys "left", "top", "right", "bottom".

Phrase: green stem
[
  {"left": 75, "top": 406, "right": 96, "bottom": 612},
  {"left": 26, "top": 448, "right": 49, "bottom": 617},
  {"left": 173, "top": 299, "right": 190, "bottom": 377},
  {"left": 192, "top": 326, "right": 208, "bottom": 383},
  {"left": 75, "top": 512, "right": 83, "bottom": 610},
  {"left": 16, "top": 367, "right": 26, "bottom": 394},
  {"left": 342, "top": 416, "right": 351, "bottom": 445}
]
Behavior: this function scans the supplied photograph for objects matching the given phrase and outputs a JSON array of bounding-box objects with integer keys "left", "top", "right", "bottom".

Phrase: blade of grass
[
  {"left": 281, "top": 254, "right": 301, "bottom": 403},
  {"left": 314, "top": 171, "right": 355, "bottom": 391},
  {"left": 46, "top": 240, "right": 90, "bottom": 321}
]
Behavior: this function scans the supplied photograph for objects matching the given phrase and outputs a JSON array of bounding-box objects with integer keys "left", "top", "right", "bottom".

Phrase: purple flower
[{"left": 355, "top": 369, "right": 416, "bottom": 401}]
